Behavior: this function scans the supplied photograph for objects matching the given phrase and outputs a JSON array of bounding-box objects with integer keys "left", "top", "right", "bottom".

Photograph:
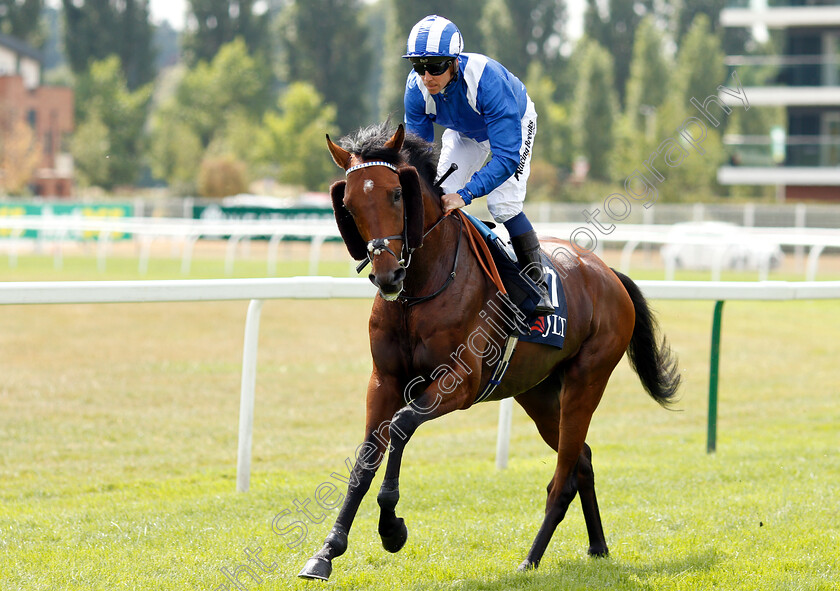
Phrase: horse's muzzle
[{"left": 369, "top": 265, "right": 406, "bottom": 301}]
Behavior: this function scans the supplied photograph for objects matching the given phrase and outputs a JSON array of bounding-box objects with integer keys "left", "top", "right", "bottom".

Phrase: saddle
[{"left": 460, "top": 212, "right": 567, "bottom": 348}]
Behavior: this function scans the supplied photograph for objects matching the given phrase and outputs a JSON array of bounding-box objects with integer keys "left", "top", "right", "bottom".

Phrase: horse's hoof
[
  {"left": 517, "top": 559, "right": 538, "bottom": 571},
  {"left": 380, "top": 518, "right": 408, "bottom": 553},
  {"left": 588, "top": 545, "right": 609, "bottom": 558},
  {"left": 298, "top": 557, "right": 332, "bottom": 581}
]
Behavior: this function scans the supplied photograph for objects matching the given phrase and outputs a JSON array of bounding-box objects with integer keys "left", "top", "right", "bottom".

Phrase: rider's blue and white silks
[{"left": 404, "top": 53, "right": 537, "bottom": 223}]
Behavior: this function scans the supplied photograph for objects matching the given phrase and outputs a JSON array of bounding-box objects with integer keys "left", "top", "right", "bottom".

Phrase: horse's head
[{"left": 327, "top": 124, "right": 425, "bottom": 301}]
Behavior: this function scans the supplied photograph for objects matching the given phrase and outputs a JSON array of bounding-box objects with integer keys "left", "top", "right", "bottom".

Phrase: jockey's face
[{"left": 420, "top": 62, "right": 454, "bottom": 95}]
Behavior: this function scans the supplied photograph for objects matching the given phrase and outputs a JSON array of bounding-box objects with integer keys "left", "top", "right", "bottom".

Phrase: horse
[{"left": 298, "top": 122, "right": 681, "bottom": 581}]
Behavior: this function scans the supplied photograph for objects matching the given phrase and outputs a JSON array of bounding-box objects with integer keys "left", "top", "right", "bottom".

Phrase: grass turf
[{"left": 0, "top": 249, "right": 838, "bottom": 590}]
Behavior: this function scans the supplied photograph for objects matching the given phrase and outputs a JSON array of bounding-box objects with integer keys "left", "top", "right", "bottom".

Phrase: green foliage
[
  {"left": 61, "top": 0, "right": 156, "bottom": 90},
  {"left": 651, "top": 15, "right": 727, "bottom": 202},
  {"left": 674, "top": 0, "right": 726, "bottom": 47},
  {"left": 196, "top": 153, "right": 248, "bottom": 197},
  {"left": 613, "top": 15, "right": 671, "bottom": 180},
  {"left": 584, "top": 0, "right": 655, "bottom": 107},
  {"left": 181, "top": 0, "right": 272, "bottom": 67},
  {"left": 524, "top": 62, "right": 572, "bottom": 172},
  {"left": 175, "top": 38, "right": 271, "bottom": 146},
  {"left": 481, "top": 0, "right": 567, "bottom": 80},
  {"left": 0, "top": 0, "right": 44, "bottom": 47},
  {"left": 69, "top": 109, "right": 110, "bottom": 188},
  {"left": 149, "top": 38, "right": 271, "bottom": 192},
  {"left": 279, "top": 0, "right": 373, "bottom": 134},
  {"left": 148, "top": 119, "right": 204, "bottom": 195},
  {"left": 572, "top": 38, "right": 618, "bottom": 182},
  {"left": 676, "top": 15, "right": 727, "bottom": 116},
  {"left": 624, "top": 16, "right": 670, "bottom": 133},
  {"left": 71, "top": 55, "right": 153, "bottom": 189},
  {"left": 256, "top": 82, "right": 340, "bottom": 191}
]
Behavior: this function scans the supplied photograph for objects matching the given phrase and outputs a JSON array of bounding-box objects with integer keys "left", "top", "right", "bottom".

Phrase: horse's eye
[{"left": 392, "top": 187, "right": 402, "bottom": 203}]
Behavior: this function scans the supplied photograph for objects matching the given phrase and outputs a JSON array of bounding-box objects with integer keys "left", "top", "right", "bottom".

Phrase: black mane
[{"left": 339, "top": 122, "right": 440, "bottom": 191}]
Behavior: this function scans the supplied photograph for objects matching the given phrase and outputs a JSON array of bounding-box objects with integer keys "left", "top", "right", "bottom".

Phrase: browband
[{"left": 345, "top": 161, "right": 398, "bottom": 176}]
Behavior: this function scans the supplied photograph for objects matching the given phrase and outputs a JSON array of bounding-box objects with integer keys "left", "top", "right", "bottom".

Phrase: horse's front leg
[
  {"left": 376, "top": 383, "right": 470, "bottom": 554},
  {"left": 298, "top": 376, "right": 402, "bottom": 581}
]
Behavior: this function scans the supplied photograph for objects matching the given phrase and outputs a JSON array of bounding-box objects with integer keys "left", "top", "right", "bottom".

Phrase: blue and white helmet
[{"left": 403, "top": 15, "right": 463, "bottom": 59}]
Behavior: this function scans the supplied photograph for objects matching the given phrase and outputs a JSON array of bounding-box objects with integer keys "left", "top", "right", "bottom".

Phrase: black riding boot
[{"left": 511, "top": 230, "right": 555, "bottom": 316}]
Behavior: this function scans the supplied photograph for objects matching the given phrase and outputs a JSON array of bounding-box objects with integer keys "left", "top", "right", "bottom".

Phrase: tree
[
  {"left": 0, "top": 116, "right": 41, "bottom": 195},
  {"left": 673, "top": 0, "right": 733, "bottom": 49},
  {"left": 197, "top": 154, "right": 248, "bottom": 197},
  {"left": 504, "top": 0, "right": 567, "bottom": 79},
  {"left": 71, "top": 56, "right": 153, "bottom": 189},
  {"left": 675, "top": 14, "right": 726, "bottom": 113},
  {"left": 525, "top": 62, "right": 571, "bottom": 170},
  {"left": 62, "top": 0, "right": 156, "bottom": 90},
  {"left": 584, "top": 0, "right": 654, "bottom": 108},
  {"left": 182, "top": 0, "right": 271, "bottom": 66},
  {"left": 571, "top": 38, "right": 618, "bottom": 181},
  {"left": 624, "top": 16, "right": 670, "bottom": 133},
  {"left": 148, "top": 118, "right": 204, "bottom": 194},
  {"left": 148, "top": 39, "right": 271, "bottom": 191},
  {"left": 161, "top": 38, "right": 270, "bottom": 147},
  {"left": 279, "top": 0, "right": 373, "bottom": 134},
  {"left": 0, "top": 0, "right": 44, "bottom": 48},
  {"left": 69, "top": 109, "right": 110, "bottom": 189},
  {"left": 653, "top": 14, "right": 726, "bottom": 201},
  {"left": 256, "top": 82, "right": 339, "bottom": 191},
  {"left": 613, "top": 15, "right": 671, "bottom": 177}
]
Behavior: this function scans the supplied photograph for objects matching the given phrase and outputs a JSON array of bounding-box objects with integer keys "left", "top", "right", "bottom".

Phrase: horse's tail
[{"left": 612, "top": 269, "right": 681, "bottom": 407}]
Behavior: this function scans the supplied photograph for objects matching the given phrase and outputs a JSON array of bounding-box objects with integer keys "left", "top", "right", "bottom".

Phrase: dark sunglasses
[{"left": 412, "top": 59, "right": 453, "bottom": 76}]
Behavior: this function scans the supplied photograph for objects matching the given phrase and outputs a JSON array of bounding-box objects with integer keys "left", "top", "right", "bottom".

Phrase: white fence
[
  {"left": 4, "top": 215, "right": 840, "bottom": 280},
  {"left": 2, "top": 277, "right": 839, "bottom": 491}
]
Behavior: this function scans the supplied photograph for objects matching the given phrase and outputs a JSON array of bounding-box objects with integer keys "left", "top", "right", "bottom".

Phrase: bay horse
[{"left": 299, "top": 122, "right": 680, "bottom": 581}]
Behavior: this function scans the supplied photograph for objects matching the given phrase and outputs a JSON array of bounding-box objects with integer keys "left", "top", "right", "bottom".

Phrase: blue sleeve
[
  {"left": 404, "top": 74, "right": 434, "bottom": 143},
  {"left": 462, "top": 69, "right": 523, "bottom": 199}
]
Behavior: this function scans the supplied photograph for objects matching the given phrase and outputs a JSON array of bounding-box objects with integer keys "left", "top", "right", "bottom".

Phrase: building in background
[
  {"left": 718, "top": 0, "right": 840, "bottom": 201},
  {"left": 0, "top": 33, "right": 74, "bottom": 197}
]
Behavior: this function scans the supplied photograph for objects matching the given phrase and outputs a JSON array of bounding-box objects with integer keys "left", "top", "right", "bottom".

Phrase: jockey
[{"left": 402, "top": 14, "right": 554, "bottom": 316}]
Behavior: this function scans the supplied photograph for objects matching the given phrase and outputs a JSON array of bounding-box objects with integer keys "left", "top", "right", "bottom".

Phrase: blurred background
[{"left": 4, "top": 0, "right": 838, "bottom": 205}]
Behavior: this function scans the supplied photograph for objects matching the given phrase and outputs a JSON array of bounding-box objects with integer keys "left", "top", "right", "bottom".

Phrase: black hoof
[
  {"left": 588, "top": 546, "right": 609, "bottom": 558},
  {"left": 298, "top": 557, "right": 332, "bottom": 581},
  {"left": 517, "top": 559, "right": 538, "bottom": 572},
  {"left": 380, "top": 518, "right": 408, "bottom": 553}
]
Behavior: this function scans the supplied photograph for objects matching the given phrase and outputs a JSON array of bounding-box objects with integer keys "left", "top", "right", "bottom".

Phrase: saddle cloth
[{"left": 462, "top": 212, "right": 568, "bottom": 350}]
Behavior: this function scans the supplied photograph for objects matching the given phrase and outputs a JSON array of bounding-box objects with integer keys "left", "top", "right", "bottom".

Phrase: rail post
[
  {"left": 237, "top": 299, "right": 264, "bottom": 492},
  {"left": 707, "top": 300, "right": 725, "bottom": 453}
]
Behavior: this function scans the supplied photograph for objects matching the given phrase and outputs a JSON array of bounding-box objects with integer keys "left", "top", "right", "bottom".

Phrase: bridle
[
  {"left": 345, "top": 161, "right": 461, "bottom": 305},
  {"left": 346, "top": 161, "right": 413, "bottom": 269}
]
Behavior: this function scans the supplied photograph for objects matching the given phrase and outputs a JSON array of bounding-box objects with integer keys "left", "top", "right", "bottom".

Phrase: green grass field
[{"left": 1, "top": 248, "right": 838, "bottom": 590}]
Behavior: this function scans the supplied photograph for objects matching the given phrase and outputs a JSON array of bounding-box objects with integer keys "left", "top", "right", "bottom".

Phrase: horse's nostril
[
  {"left": 393, "top": 267, "right": 406, "bottom": 283},
  {"left": 368, "top": 273, "right": 376, "bottom": 284}
]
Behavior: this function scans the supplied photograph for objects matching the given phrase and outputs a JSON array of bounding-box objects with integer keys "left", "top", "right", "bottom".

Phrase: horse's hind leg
[
  {"left": 516, "top": 377, "right": 608, "bottom": 559},
  {"left": 577, "top": 443, "right": 608, "bottom": 557},
  {"left": 518, "top": 336, "right": 624, "bottom": 570}
]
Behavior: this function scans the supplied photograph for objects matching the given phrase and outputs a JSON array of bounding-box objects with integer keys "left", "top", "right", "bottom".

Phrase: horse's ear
[
  {"left": 384, "top": 124, "right": 405, "bottom": 152},
  {"left": 326, "top": 134, "right": 352, "bottom": 170},
  {"left": 330, "top": 180, "right": 368, "bottom": 260},
  {"left": 399, "top": 166, "right": 424, "bottom": 251}
]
